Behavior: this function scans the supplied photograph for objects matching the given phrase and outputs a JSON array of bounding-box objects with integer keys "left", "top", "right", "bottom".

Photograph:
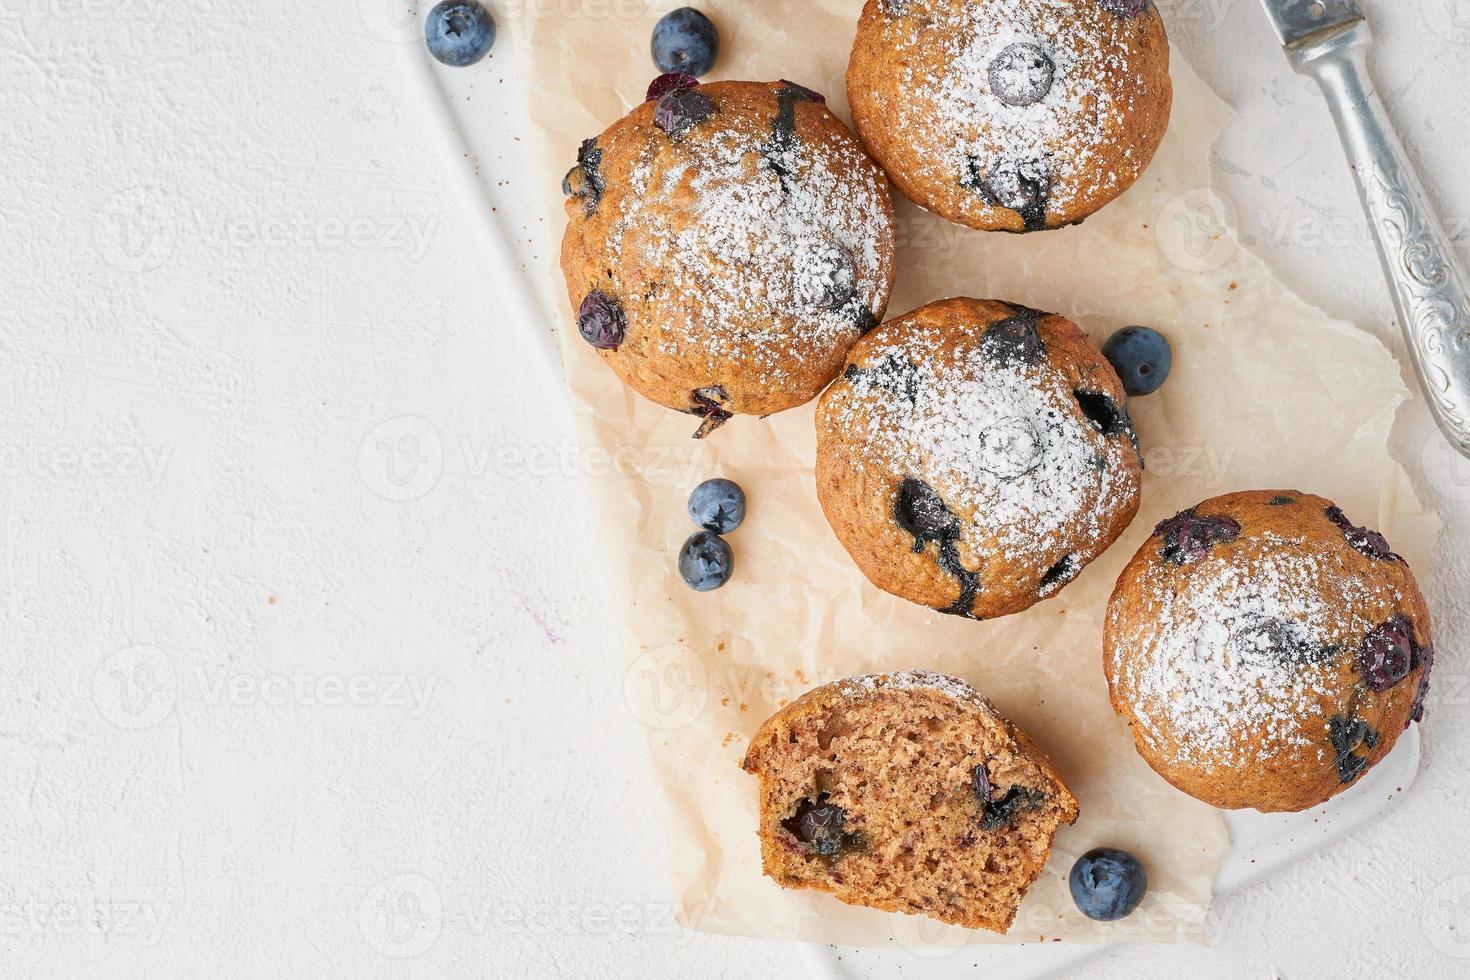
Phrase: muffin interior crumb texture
[{"left": 742, "top": 670, "right": 1078, "bottom": 932}]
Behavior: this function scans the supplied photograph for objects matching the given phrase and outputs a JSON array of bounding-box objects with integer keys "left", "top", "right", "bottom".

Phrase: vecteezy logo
[
  {"left": 358, "top": 0, "right": 423, "bottom": 43},
  {"left": 1155, "top": 187, "right": 1239, "bottom": 274},
  {"left": 94, "top": 188, "right": 176, "bottom": 273},
  {"left": 358, "top": 873, "right": 443, "bottom": 958},
  {"left": 358, "top": 416, "right": 443, "bottom": 501},
  {"left": 889, "top": 910, "right": 971, "bottom": 958},
  {"left": 1422, "top": 425, "right": 1470, "bottom": 503},
  {"left": 622, "top": 644, "right": 709, "bottom": 731},
  {"left": 92, "top": 646, "right": 177, "bottom": 729}
]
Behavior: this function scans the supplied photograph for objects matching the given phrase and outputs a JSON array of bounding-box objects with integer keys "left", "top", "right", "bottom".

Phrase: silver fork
[{"left": 1258, "top": 0, "right": 1470, "bottom": 458}]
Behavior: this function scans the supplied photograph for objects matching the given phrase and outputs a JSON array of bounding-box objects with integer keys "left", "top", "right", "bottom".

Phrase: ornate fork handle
[{"left": 1291, "top": 19, "right": 1470, "bottom": 458}]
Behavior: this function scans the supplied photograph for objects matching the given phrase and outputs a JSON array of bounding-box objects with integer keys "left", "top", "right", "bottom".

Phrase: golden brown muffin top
[
  {"left": 848, "top": 0, "right": 1170, "bottom": 230},
  {"left": 818, "top": 297, "right": 1141, "bottom": 592},
  {"left": 560, "top": 79, "right": 897, "bottom": 426}
]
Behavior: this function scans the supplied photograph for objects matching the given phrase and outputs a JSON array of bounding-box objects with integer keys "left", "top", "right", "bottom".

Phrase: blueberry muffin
[
  {"left": 560, "top": 76, "right": 898, "bottom": 437},
  {"left": 846, "top": 0, "right": 1171, "bottom": 232},
  {"left": 742, "top": 670, "right": 1078, "bottom": 932},
  {"left": 1104, "top": 490, "right": 1433, "bottom": 813},
  {"left": 815, "top": 297, "right": 1142, "bottom": 620}
]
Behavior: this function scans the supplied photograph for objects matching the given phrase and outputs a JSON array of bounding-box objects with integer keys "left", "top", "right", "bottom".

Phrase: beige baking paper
[{"left": 508, "top": 1, "right": 1439, "bottom": 948}]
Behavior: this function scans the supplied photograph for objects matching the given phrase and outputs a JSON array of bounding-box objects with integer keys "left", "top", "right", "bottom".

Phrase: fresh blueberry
[
  {"left": 1103, "top": 326, "right": 1172, "bottom": 396},
  {"left": 651, "top": 7, "right": 719, "bottom": 77},
  {"left": 688, "top": 478, "right": 745, "bottom": 534},
  {"left": 678, "top": 531, "right": 733, "bottom": 591},
  {"left": 425, "top": 1, "right": 496, "bottom": 67},
  {"left": 1070, "top": 848, "right": 1148, "bottom": 921}
]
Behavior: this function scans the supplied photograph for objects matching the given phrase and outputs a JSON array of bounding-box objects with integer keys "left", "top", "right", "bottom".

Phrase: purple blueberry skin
[
  {"left": 1154, "top": 508, "right": 1241, "bottom": 565},
  {"left": 779, "top": 79, "right": 826, "bottom": 104},
  {"left": 1359, "top": 617, "right": 1415, "bottom": 692},
  {"left": 1325, "top": 505, "right": 1399, "bottom": 561},
  {"left": 980, "top": 315, "right": 1043, "bottom": 364},
  {"left": 654, "top": 88, "right": 715, "bottom": 137},
  {"left": 1409, "top": 646, "right": 1434, "bottom": 726},
  {"left": 577, "top": 291, "right": 626, "bottom": 350},
  {"left": 781, "top": 793, "right": 850, "bottom": 855},
  {"left": 646, "top": 71, "right": 700, "bottom": 102}
]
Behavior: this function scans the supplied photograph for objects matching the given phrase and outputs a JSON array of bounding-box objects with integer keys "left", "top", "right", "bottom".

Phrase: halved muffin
[{"left": 742, "top": 670, "right": 1078, "bottom": 931}]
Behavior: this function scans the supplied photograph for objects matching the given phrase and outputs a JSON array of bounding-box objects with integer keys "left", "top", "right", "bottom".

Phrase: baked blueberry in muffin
[
  {"left": 846, "top": 0, "right": 1171, "bottom": 231},
  {"left": 815, "top": 297, "right": 1143, "bottom": 620},
  {"left": 559, "top": 78, "right": 898, "bottom": 437},
  {"left": 1104, "top": 490, "right": 1433, "bottom": 812},
  {"left": 742, "top": 670, "right": 1078, "bottom": 932}
]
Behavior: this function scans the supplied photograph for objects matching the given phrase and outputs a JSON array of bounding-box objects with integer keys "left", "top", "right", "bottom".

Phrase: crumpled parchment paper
[{"left": 508, "top": 1, "right": 1438, "bottom": 947}]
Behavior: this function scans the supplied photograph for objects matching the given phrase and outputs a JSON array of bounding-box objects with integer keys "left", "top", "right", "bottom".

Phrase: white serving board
[{"left": 392, "top": 9, "right": 1423, "bottom": 977}]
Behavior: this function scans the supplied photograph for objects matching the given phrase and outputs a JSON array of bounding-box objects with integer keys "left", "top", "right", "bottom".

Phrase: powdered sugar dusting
[
  {"left": 832, "top": 321, "right": 1136, "bottom": 567},
  {"left": 1108, "top": 533, "right": 1407, "bottom": 770},
  {"left": 838, "top": 669, "right": 999, "bottom": 718},
  {"left": 885, "top": 0, "right": 1146, "bottom": 214},
  {"left": 606, "top": 98, "right": 892, "bottom": 385}
]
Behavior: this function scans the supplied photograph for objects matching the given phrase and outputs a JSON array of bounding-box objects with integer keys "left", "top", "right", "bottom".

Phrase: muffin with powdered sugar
[
  {"left": 1104, "top": 490, "right": 1433, "bottom": 812},
  {"left": 815, "top": 297, "right": 1143, "bottom": 620},
  {"left": 846, "top": 0, "right": 1171, "bottom": 232},
  {"left": 559, "top": 75, "right": 897, "bottom": 437}
]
